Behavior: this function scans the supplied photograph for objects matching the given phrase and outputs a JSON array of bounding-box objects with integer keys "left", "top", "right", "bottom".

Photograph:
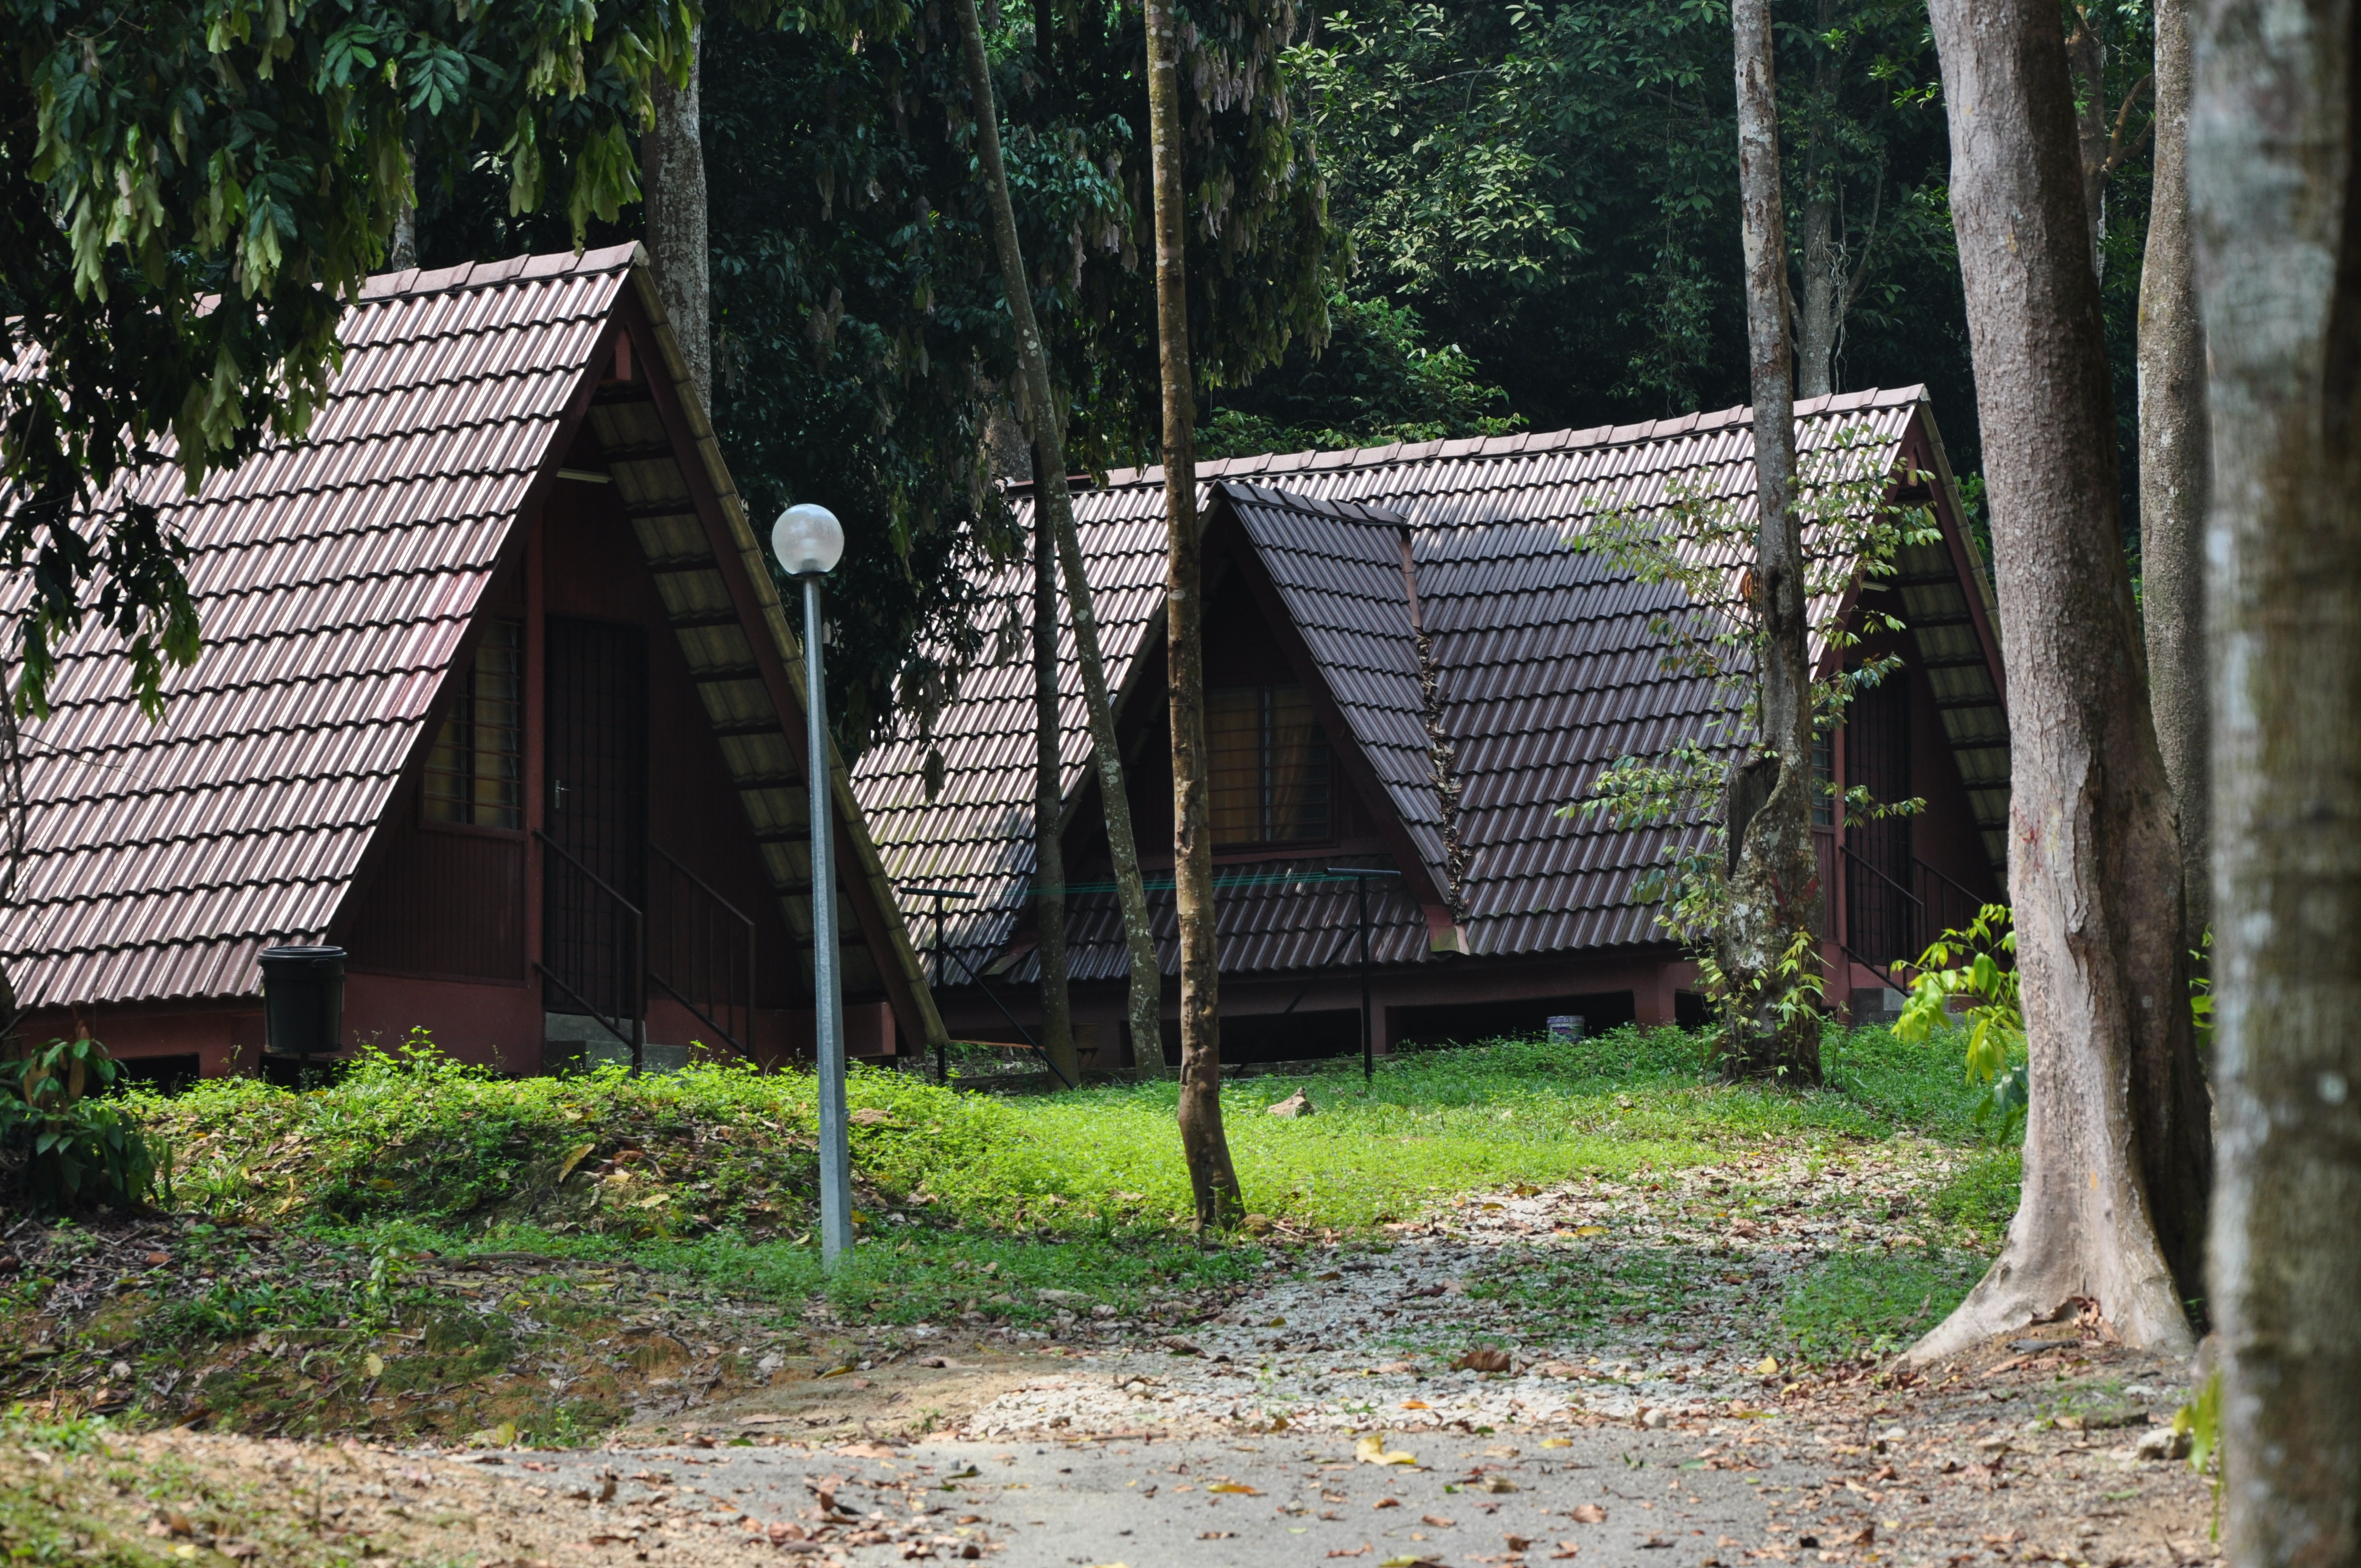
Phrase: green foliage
[
  {"left": 1894, "top": 903, "right": 2027, "bottom": 1140},
  {"left": 1923, "top": 1147, "right": 2021, "bottom": 1240},
  {"left": 1, "top": 1038, "right": 156, "bottom": 1211},
  {"left": 136, "top": 1023, "right": 2012, "bottom": 1245},
  {"left": 1197, "top": 293, "right": 1524, "bottom": 456},
  {"left": 1282, "top": 0, "right": 1967, "bottom": 438},
  {"left": 1776, "top": 1248, "right": 1989, "bottom": 1363},
  {"left": 1, "top": 0, "right": 698, "bottom": 718},
  {"left": 2173, "top": 1370, "right": 2223, "bottom": 1538}
]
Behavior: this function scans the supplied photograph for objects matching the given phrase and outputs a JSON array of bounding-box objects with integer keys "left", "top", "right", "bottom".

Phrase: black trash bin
[{"left": 259, "top": 944, "right": 346, "bottom": 1087}]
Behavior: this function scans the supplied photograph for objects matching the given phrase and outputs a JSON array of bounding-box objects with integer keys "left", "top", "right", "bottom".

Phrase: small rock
[
  {"left": 1268, "top": 1089, "right": 1315, "bottom": 1118},
  {"left": 2134, "top": 1428, "right": 2192, "bottom": 1462}
]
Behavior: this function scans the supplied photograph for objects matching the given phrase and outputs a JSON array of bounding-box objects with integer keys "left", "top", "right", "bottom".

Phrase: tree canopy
[{"left": 2, "top": 0, "right": 698, "bottom": 715}]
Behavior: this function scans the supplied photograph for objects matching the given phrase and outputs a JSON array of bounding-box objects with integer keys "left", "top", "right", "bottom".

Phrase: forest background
[{"left": 406, "top": 0, "right": 2161, "bottom": 768}]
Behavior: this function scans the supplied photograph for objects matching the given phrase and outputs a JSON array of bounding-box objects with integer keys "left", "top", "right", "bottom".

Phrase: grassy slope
[
  {"left": 0, "top": 1026, "right": 2022, "bottom": 1441},
  {"left": 133, "top": 1025, "right": 2012, "bottom": 1242}
]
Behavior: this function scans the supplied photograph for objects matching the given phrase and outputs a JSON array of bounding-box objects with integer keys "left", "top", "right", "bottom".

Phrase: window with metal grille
[
  {"left": 1812, "top": 729, "right": 1835, "bottom": 827},
  {"left": 1209, "top": 685, "right": 1331, "bottom": 845},
  {"left": 423, "top": 619, "right": 524, "bottom": 830}
]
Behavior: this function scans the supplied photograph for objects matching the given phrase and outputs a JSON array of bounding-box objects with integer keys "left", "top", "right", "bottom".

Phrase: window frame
[{"left": 420, "top": 617, "right": 527, "bottom": 837}]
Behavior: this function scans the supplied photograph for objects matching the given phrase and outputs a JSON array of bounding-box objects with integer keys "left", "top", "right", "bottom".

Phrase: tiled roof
[
  {"left": 852, "top": 386, "right": 1995, "bottom": 978},
  {"left": 1, "top": 249, "right": 639, "bottom": 1011}
]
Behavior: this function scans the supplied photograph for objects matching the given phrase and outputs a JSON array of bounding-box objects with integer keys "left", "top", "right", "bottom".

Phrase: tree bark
[
  {"left": 1722, "top": 0, "right": 1824, "bottom": 1084},
  {"left": 1031, "top": 442, "right": 1078, "bottom": 1087},
  {"left": 2136, "top": 0, "right": 2211, "bottom": 951},
  {"left": 1793, "top": 0, "right": 1842, "bottom": 402},
  {"left": 951, "top": 0, "right": 1165, "bottom": 1083},
  {"left": 644, "top": 25, "right": 712, "bottom": 411},
  {"left": 2066, "top": 9, "right": 2112, "bottom": 274},
  {"left": 2190, "top": 0, "right": 2361, "bottom": 1548},
  {"left": 1911, "top": 0, "right": 2210, "bottom": 1362},
  {"left": 389, "top": 202, "right": 417, "bottom": 271},
  {"left": 1145, "top": 0, "right": 1242, "bottom": 1229}
]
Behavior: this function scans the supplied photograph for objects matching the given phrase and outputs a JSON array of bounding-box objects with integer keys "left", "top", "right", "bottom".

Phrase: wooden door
[
  {"left": 542, "top": 618, "right": 649, "bottom": 1020},
  {"left": 1844, "top": 673, "right": 1914, "bottom": 964}
]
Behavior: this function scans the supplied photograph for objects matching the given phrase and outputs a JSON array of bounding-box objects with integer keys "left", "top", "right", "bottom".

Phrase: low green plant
[
  {"left": 1777, "top": 1249, "right": 1990, "bottom": 1363},
  {"left": 1, "top": 1038, "right": 157, "bottom": 1211},
  {"left": 2174, "top": 1370, "right": 2223, "bottom": 1538},
  {"left": 1895, "top": 905, "right": 2028, "bottom": 1140}
]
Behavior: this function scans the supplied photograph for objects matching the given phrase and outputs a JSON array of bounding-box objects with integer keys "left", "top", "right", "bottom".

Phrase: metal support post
[
  {"left": 1328, "top": 866, "right": 1403, "bottom": 1089},
  {"left": 806, "top": 575, "right": 852, "bottom": 1271}
]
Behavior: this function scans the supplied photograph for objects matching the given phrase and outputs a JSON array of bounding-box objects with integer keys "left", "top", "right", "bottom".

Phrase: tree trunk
[
  {"left": 389, "top": 201, "right": 417, "bottom": 271},
  {"left": 1031, "top": 442, "right": 1077, "bottom": 1087},
  {"left": 2136, "top": 0, "right": 2210, "bottom": 951},
  {"left": 2066, "top": 9, "right": 2112, "bottom": 274},
  {"left": 1911, "top": 0, "right": 2210, "bottom": 1362},
  {"left": 644, "top": 26, "right": 712, "bottom": 411},
  {"left": 1145, "top": 0, "right": 1242, "bottom": 1228},
  {"left": 1793, "top": 0, "right": 1841, "bottom": 402},
  {"left": 1722, "top": 0, "right": 1823, "bottom": 1084},
  {"left": 951, "top": 0, "right": 1165, "bottom": 1083},
  {"left": 2189, "top": 0, "right": 2361, "bottom": 1547}
]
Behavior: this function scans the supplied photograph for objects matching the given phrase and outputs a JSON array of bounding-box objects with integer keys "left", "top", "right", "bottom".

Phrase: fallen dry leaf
[
  {"left": 1206, "top": 1483, "right": 1260, "bottom": 1495},
  {"left": 1421, "top": 1514, "right": 1457, "bottom": 1528},
  {"left": 1570, "top": 1504, "right": 1608, "bottom": 1524},
  {"left": 1374, "top": 1498, "right": 1402, "bottom": 1510},
  {"left": 848, "top": 1108, "right": 892, "bottom": 1125},
  {"left": 1453, "top": 1347, "right": 1513, "bottom": 1373},
  {"left": 837, "top": 1442, "right": 899, "bottom": 1459}
]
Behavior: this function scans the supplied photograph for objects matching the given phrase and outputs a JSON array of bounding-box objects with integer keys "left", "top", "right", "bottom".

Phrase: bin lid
[{"left": 259, "top": 944, "right": 346, "bottom": 963}]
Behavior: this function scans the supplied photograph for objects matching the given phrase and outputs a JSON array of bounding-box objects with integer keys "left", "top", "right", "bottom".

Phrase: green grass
[
  {"left": 1925, "top": 1147, "right": 2024, "bottom": 1243},
  {"left": 25, "top": 1020, "right": 2020, "bottom": 1438},
  {"left": 129, "top": 1022, "right": 2000, "bottom": 1243},
  {"left": 1777, "top": 1249, "right": 1992, "bottom": 1363}
]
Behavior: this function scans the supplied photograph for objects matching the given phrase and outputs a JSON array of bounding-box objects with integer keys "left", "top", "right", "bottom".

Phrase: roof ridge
[
  {"left": 357, "top": 243, "right": 643, "bottom": 301},
  {"left": 1111, "top": 386, "right": 1928, "bottom": 488}
]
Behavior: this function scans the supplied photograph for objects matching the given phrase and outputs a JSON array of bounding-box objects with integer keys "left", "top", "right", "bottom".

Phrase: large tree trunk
[
  {"left": 1911, "top": 0, "right": 2211, "bottom": 1362},
  {"left": 2136, "top": 0, "right": 2211, "bottom": 951},
  {"left": 951, "top": 0, "right": 1165, "bottom": 1081},
  {"left": 1144, "top": 0, "right": 1242, "bottom": 1228},
  {"left": 1031, "top": 442, "right": 1077, "bottom": 1087},
  {"left": 644, "top": 26, "right": 711, "bottom": 410},
  {"left": 2191, "top": 0, "right": 2361, "bottom": 1548},
  {"left": 1722, "top": 0, "right": 1824, "bottom": 1084}
]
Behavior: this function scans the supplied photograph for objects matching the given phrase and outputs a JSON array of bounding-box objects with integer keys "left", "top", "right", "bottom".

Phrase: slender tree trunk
[
  {"left": 951, "top": 0, "right": 1165, "bottom": 1080},
  {"left": 2190, "top": 0, "right": 2361, "bottom": 1546},
  {"left": 1911, "top": 0, "right": 2210, "bottom": 1362},
  {"left": 389, "top": 134, "right": 419, "bottom": 270},
  {"left": 2136, "top": 0, "right": 2211, "bottom": 951},
  {"left": 1793, "top": 0, "right": 1841, "bottom": 402},
  {"left": 1031, "top": 442, "right": 1077, "bottom": 1087},
  {"left": 1722, "top": 0, "right": 1824, "bottom": 1084},
  {"left": 2066, "top": 9, "right": 2112, "bottom": 274},
  {"left": 644, "top": 25, "right": 712, "bottom": 410},
  {"left": 1144, "top": 0, "right": 1242, "bottom": 1228},
  {"left": 390, "top": 202, "right": 418, "bottom": 271}
]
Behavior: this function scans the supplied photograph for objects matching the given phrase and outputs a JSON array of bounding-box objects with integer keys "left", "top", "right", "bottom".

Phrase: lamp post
[
  {"left": 774, "top": 502, "right": 852, "bottom": 1270},
  {"left": 1327, "top": 866, "right": 1403, "bottom": 1087}
]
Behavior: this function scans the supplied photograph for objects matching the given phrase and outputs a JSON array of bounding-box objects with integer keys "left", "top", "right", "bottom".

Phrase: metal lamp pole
[
  {"left": 1327, "top": 867, "right": 1402, "bottom": 1087},
  {"left": 775, "top": 504, "right": 852, "bottom": 1271}
]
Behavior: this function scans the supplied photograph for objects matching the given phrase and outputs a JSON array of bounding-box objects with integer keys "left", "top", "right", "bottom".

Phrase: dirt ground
[{"left": 4, "top": 1147, "right": 2220, "bottom": 1568}]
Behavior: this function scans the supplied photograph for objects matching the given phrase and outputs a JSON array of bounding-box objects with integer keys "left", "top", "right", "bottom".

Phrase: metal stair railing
[
  {"left": 533, "top": 828, "right": 648, "bottom": 1073},
  {"left": 648, "top": 843, "right": 755, "bottom": 1057}
]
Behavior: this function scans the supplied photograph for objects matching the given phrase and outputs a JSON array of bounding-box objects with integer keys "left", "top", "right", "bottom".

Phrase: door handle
[{"left": 552, "top": 778, "right": 568, "bottom": 812}]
